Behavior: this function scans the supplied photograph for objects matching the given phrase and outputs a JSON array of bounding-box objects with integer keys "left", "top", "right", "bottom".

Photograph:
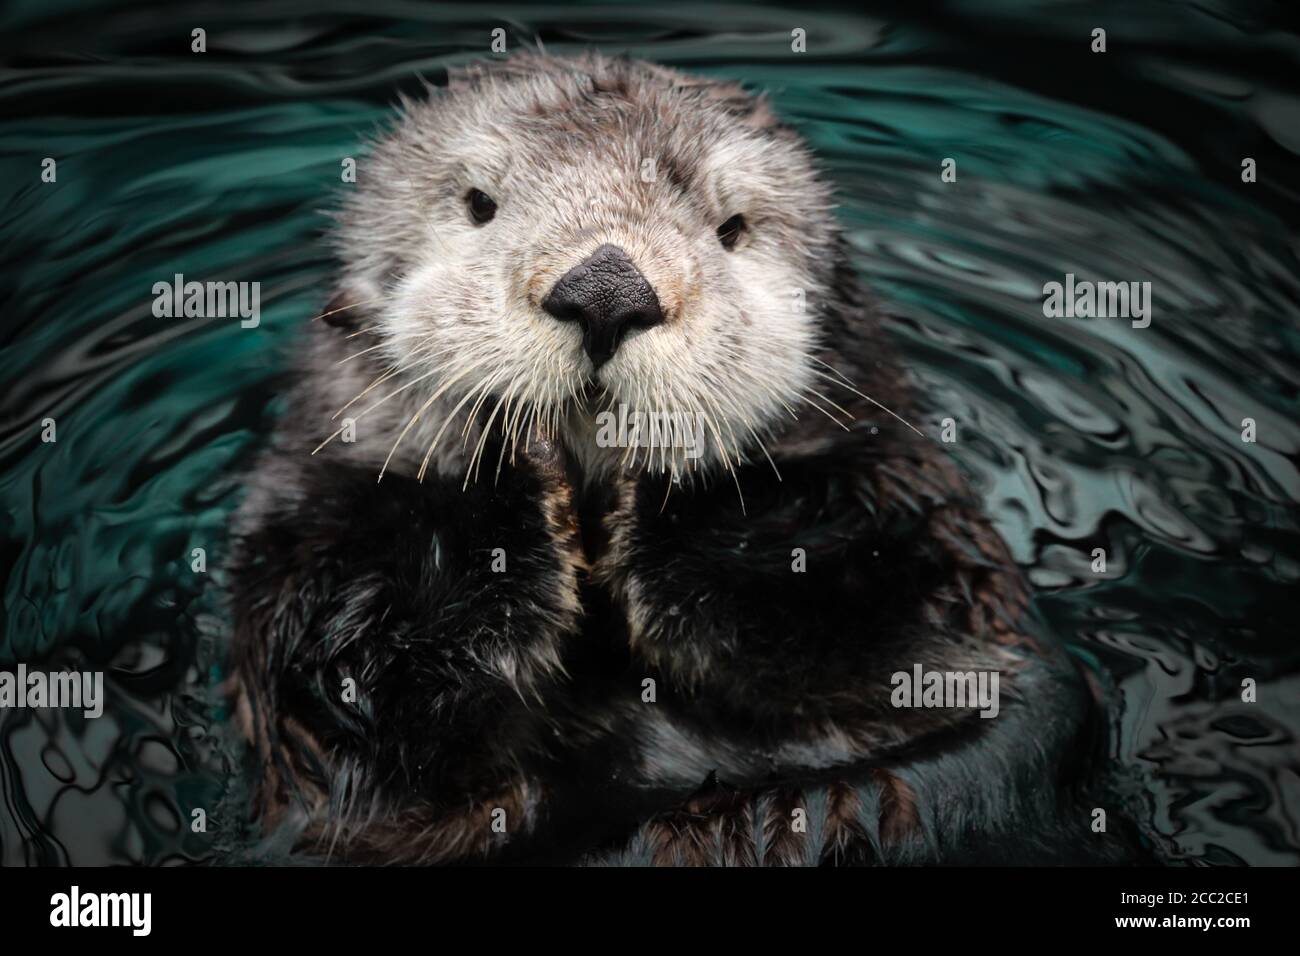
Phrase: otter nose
[{"left": 541, "top": 244, "right": 664, "bottom": 368}]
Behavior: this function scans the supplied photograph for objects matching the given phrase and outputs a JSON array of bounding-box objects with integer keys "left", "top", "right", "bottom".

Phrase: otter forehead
[{"left": 363, "top": 54, "right": 827, "bottom": 226}]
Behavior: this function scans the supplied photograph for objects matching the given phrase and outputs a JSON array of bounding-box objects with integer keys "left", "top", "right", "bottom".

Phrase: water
[{"left": 2, "top": 1, "right": 1297, "bottom": 866}]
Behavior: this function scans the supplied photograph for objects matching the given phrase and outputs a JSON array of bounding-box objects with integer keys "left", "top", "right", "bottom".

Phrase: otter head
[{"left": 332, "top": 53, "right": 839, "bottom": 483}]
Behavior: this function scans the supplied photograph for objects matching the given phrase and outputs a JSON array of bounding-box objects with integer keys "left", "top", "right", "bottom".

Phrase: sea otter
[{"left": 228, "top": 53, "right": 1140, "bottom": 865}]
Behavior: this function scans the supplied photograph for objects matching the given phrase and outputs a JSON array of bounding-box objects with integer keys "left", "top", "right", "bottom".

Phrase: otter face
[{"left": 334, "top": 54, "right": 838, "bottom": 481}]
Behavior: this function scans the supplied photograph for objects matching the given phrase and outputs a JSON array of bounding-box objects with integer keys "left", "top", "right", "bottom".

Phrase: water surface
[{"left": 1, "top": 0, "right": 1297, "bottom": 865}]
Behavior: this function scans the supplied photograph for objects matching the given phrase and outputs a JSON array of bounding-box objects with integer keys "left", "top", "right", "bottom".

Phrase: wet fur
[{"left": 227, "top": 54, "right": 1142, "bottom": 865}]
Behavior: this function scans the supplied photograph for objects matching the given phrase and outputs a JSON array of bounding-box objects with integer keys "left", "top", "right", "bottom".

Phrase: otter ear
[{"left": 316, "top": 288, "right": 368, "bottom": 332}]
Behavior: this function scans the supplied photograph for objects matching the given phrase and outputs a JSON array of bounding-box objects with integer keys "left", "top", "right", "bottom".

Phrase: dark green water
[{"left": 1, "top": 1, "right": 1298, "bottom": 865}]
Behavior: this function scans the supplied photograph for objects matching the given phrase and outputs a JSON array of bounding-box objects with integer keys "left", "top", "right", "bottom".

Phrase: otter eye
[
  {"left": 716, "top": 213, "right": 746, "bottom": 250},
  {"left": 467, "top": 188, "right": 497, "bottom": 225}
]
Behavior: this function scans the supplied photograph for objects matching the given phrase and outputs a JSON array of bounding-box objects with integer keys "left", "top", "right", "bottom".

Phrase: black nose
[{"left": 541, "top": 244, "right": 664, "bottom": 368}]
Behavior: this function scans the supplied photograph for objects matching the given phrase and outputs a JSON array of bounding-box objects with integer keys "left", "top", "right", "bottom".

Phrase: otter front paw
[
  {"left": 594, "top": 455, "right": 1028, "bottom": 733},
  {"left": 229, "top": 449, "right": 585, "bottom": 817}
]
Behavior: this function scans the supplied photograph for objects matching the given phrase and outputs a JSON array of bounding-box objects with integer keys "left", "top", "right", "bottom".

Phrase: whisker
[
  {"left": 378, "top": 361, "right": 483, "bottom": 481},
  {"left": 333, "top": 362, "right": 401, "bottom": 421},
  {"left": 460, "top": 369, "right": 502, "bottom": 444},
  {"left": 335, "top": 328, "right": 430, "bottom": 367},
  {"left": 809, "top": 367, "right": 926, "bottom": 438},
  {"left": 804, "top": 385, "right": 856, "bottom": 423},
  {"left": 808, "top": 354, "right": 856, "bottom": 387},
  {"left": 467, "top": 375, "right": 519, "bottom": 487},
  {"left": 311, "top": 364, "right": 443, "bottom": 455},
  {"left": 417, "top": 369, "right": 505, "bottom": 482},
  {"left": 495, "top": 382, "right": 530, "bottom": 481},
  {"left": 331, "top": 339, "right": 442, "bottom": 421},
  {"left": 336, "top": 340, "right": 396, "bottom": 366},
  {"left": 797, "top": 391, "right": 852, "bottom": 431},
  {"left": 743, "top": 419, "right": 782, "bottom": 482},
  {"left": 309, "top": 296, "right": 391, "bottom": 326}
]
